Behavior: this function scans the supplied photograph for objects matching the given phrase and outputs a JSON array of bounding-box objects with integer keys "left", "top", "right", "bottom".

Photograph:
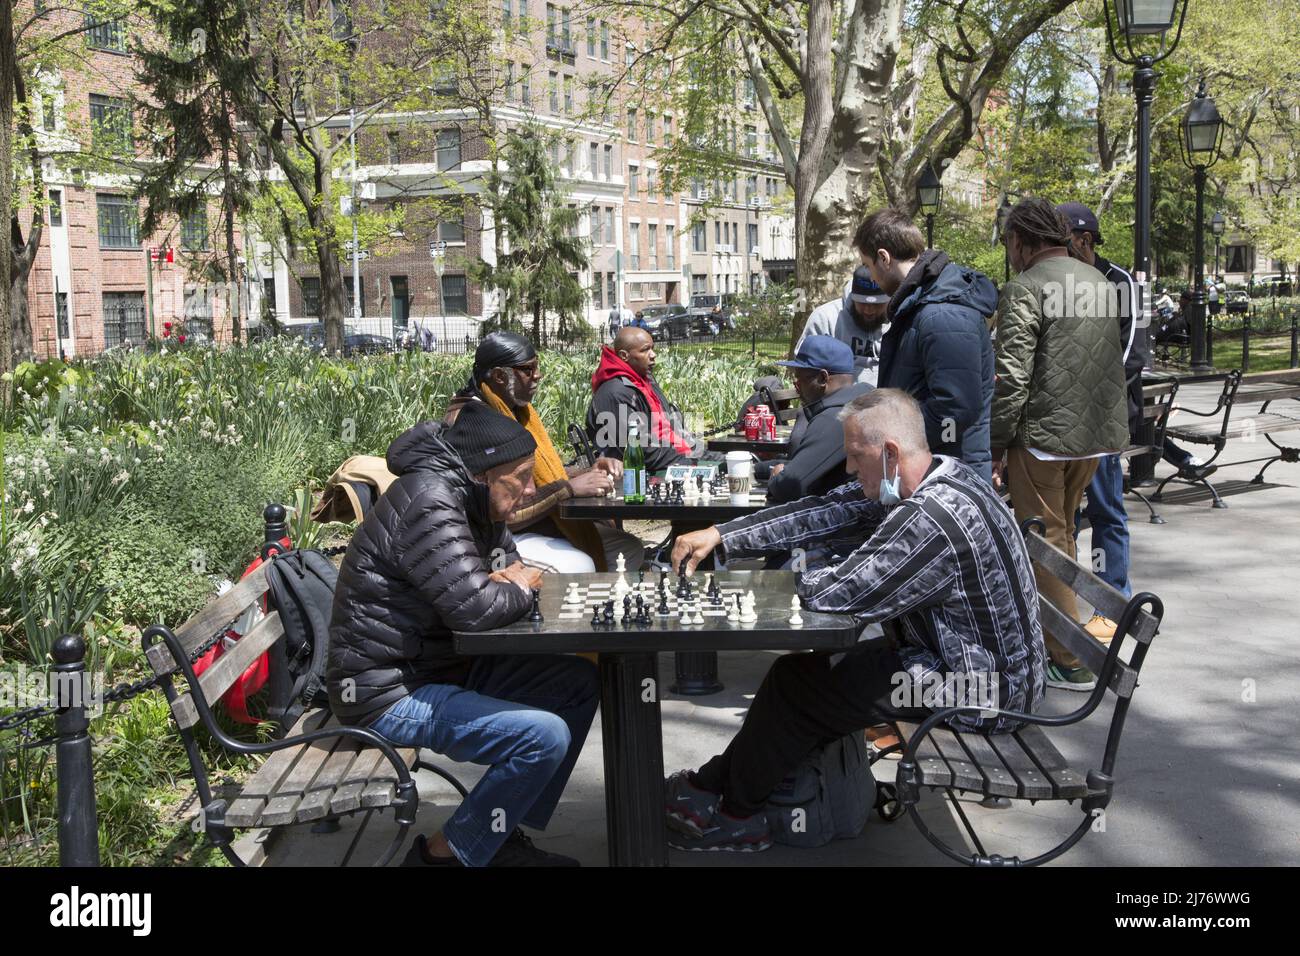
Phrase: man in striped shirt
[{"left": 664, "top": 388, "right": 1045, "bottom": 852}]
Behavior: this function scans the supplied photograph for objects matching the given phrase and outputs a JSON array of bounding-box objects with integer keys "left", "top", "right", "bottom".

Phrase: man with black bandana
[{"left": 446, "top": 332, "right": 644, "bottom": 573}]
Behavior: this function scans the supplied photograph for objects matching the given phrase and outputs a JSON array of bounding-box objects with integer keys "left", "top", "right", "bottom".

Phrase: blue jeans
[
  {"left": 1080, "top": 454, "right": 1131, "bottom": 597},
  {"left": 370, "top": 655, "right": 600, "bottom": 867}
]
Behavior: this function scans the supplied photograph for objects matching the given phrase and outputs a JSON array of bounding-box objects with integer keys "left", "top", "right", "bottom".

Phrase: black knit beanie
[{"left": 444, "top": 401, "right": 537, "bottom": 474}]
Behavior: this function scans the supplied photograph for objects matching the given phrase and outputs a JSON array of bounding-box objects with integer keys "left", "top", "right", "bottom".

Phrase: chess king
[
  {"left": 663, "top": 388, "right": 1045, "bottom": 853},
  {"left": 327, "top": 404, "right": 600, "bottom": 868}
]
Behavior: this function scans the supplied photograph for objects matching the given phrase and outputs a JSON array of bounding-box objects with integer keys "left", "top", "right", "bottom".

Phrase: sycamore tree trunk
[
  {"left": 316, "top": 229, "right": 347, "bottom": 353},
  {"left": 797, "top": 0, "right": 905, "bottom": 350}
]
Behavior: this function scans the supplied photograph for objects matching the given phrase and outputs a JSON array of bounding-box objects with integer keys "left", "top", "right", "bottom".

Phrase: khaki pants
[{"left": 1006, "top": 448, "right": 1099, "bottom": 669}]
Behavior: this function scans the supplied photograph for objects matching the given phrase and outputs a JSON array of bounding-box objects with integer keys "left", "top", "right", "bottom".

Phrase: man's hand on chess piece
[
  {"left": 769, "top": 463, "right": 785, "bottom": 477},
  {"left": 592, "top": 456, "right": 624, "bottom": 480},
  {"left": 569, "top": 468, "right": 617, "bottom": 498},
  {"left": 671, "top": 527, "right": 722, "bottom": 575},
  {"left": 490, "top": 562, "right": 544, "bottom": 594}
]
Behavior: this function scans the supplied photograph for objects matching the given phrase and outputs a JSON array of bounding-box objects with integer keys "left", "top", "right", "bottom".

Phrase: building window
[
  {"left": 745, "top": 125, "right": 757, "bottom": 158},
  {"left": 665, "top": 225, "right": 675, "bottom": 269},
  {"left": 648, "top": 223, "right": 658, "bottom": 270},
  {"left": 743, "top": 77, "right": 756, "bottom": 108},
  {"left": 85, "top": 16, "right": 127, "bottom": 52},
  {"left": 48, "top": 189, "right": 63, "bottom": 227},
  {"left": 646, "top": 168, "right": 657, "bottom": 200},
  {"left": 628, "top": 165, "right": 639, "bottom": 196},
  {"left": 593, "top": 272, "right": 603, "bottom": 308},
  {"left": 181, "top": 208, "right": 208, "bottom": 251},
  {"left": 96, "top": 194, "right": 139, "bottom": 248},
  {"left": 586, "top": 16, "right": 595, "bottom": 56},
  {"left": 602, "top": 144, "right": 612, "bottom": 179},
  {"left": 627, "top": 108, "right": 637, "bottom": 142},
  {"left": 548, "top": 72, "right": 559, "bottom": 112},
  {"left": 436, "top": 129, "right": 461, "bottom": 170},
  {"left": 691, "top": 273, "right": 706, "bottom": 295},
  {"left": 301, "top": 277, "right": 322, "bottom": 317},
  {"left": 42, "top": 94, "right": 56, "bottom": 131},
  {"left": 441, "top": 274, "right": 468, "bottom": 314},
  {"left": 503, "top": 0, "right": 512, "bottom": 31},
  {"left": 516, "top": 0, "right": 527, "bottom": 36},
  {"left": 625, "top": 44, "right": 635, "bottom": 67},
  {"left": 89, "top": 93, "right": 131, "bottom": 155},
  {"left": 747, "top": 222, "right": 759, "bottom": 254},
  {"left": 563, "top": 74, "right": 573, "bottom": 114},
  {"left": 715, "top": 220, "right": 721, "bottom": 246},
  {"left": 561, "top": 7, "right": 570, "bottom": 49},
  {"left": 604, "top": 207, "right": 614, "bottom": 245},
  {"left": 438, "top": 219, "right": 465, "bottom": 243},
  {"left": 645, "top": 114, "right": 655, "bottom": 145},
  {"left": 1225, "top": 244, "right": 1252, "bottom": 274},
  {"left": 56, "top": 292, "right": 70, "bottom": 339},
  {"left": 629, "top": 224, "right": 639, "bottom": 270},
  {"left": 600, "top": 22, "right": 609, "bottom": 59},
  {"left": 387, "top": 130, "right": 401, "bottom": 164},
  {"left": 102, "top": 292, "right": 145, "bottom": 348},
  {"left": 589, "top": 142, "right": 598, "bottom": 177},
  {"left": 546, "top": 4, "right": 555, "bottom": 46},
  {"left": 692, "top": 221, "right": 706, "bottom": 253}
]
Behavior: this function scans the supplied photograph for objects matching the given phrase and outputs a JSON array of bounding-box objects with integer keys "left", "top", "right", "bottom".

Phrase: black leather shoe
[
  {"left": 1178, "top": 462, "right": 1218, "bottom": 481},
  {"left": 401, "top": 834, "right": 462, "bottom": 867}
]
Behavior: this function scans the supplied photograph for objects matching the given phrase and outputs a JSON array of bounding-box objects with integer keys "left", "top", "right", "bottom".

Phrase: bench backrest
[
  {"left": 1023, "top": 531, "right": 1161, "bottom": 701},
  {"left": 1141, "top": 378, "right": 1179, "bottom": 449},
  {"left": 758, "top": 384, "right": 800, "bottom": 425},
  {"left": 144, "top": 561, "right": 287, "bottom": 731}
]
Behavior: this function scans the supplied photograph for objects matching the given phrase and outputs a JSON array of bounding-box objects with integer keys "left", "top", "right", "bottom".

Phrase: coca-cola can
[
  {"left": 761, "top": 410, "right": 777, "bottom": 441},
  {"left": 743, "top": 409, "right": 761, "bottom": 440}
]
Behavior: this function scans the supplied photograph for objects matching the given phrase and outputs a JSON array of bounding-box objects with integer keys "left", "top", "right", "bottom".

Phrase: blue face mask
[{"left": 879, "top": 450, "right": 902, "bottom": 506}]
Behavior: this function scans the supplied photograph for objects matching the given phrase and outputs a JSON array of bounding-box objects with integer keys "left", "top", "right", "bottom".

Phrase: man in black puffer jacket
[
  {"left": 854, "top": 208, "right": 997, "bottom": 483},
  {"left": 327, "top": 402, "right": 599, "bottom": 867}
]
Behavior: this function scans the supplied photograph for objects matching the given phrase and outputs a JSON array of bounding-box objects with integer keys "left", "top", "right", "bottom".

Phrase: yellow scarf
[{"left": 479, "top": 382, "right": 608, "bottom": 572}]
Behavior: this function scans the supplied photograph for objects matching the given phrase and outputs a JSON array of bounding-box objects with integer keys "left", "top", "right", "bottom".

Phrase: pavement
[{"left": 258, "top": 377, "right": 1300, "bottom": 867}]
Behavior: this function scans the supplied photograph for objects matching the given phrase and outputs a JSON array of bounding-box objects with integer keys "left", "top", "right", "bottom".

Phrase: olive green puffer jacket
[{"left": 990, "top": 251, "right": 1129, "bottom": 456}]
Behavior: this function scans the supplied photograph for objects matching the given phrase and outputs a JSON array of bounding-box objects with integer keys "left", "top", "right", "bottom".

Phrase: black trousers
[{"left": 693, "top": 642, "right": 926, "bottom": 816}]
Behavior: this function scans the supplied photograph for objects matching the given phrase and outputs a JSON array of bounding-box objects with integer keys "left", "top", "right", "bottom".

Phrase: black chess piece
[
  {"left": 707, "top": 574, "right": 721, "bottom": 604},
  {"left": 603, "top": 601, "right": 615, "bottom": 625},
  {"left": 659, "top": 568, "right": 668, "bottom": 592},
  {"left": 528, "top": 589, "right": 543, "bottom": 623},
  {"left": 635, "top": 594, "right": 648, "bottom": 626},
  {"left": 622, "top": 595, "right": 632, "bottom": 623},
  {"left": 657, "top": 591, "right": 670, "bottom": 615},
  {"left": 590, "top": 603, "right": 603, "bottom": 627},
  {"left": 676, "top": 559, "right": 690, "bottom": 599}
]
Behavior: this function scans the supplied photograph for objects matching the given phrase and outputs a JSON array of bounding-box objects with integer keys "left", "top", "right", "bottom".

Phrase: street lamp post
[
  {"left": 1102, "top": 0, "right": 1192, "bottom": 370},
  {"left": 917, "top": 165, "right": 942, "bottom": 249},
  {"left": 996, "top": 195, "right": 1014, "bottom": 283},
  {"left": 1180, "top": 79, "right": 1224, "bottom": 372}
]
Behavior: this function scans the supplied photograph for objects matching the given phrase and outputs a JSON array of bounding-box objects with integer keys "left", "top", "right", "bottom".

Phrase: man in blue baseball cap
[
  {"left": 797, "top": 265, "right": 891, "bottom": 385},
  {"left": 755, "top": 335, "right": 872, "bottom": 504}
]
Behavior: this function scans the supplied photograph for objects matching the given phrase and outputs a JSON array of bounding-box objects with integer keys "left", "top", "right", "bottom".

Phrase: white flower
[
  {"left": 23, "top": 500, "right": 35, "bottom": 514},
  {"left": 112, "top": 470, "right": 131, "bottom": 485}
]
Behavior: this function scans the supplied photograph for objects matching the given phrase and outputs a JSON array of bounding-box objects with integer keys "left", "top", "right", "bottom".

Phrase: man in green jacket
[{"left": 990, "top": 198, "right": 1129, "bottom": 692}]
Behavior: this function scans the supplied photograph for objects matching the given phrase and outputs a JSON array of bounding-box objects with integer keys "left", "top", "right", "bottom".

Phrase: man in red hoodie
[{"left": 585, "top": 326, "right": 706, "bottom": 471}]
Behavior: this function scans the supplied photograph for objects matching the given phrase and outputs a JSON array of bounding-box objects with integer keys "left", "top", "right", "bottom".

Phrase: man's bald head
[{"left": 614, "top": 326, "right": 656, "bottom": 378}]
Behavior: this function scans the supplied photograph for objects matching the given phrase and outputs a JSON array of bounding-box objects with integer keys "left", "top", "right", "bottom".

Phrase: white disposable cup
[
  {"left": 727, "top": 474, "right": 752, "bottom": 506},
  {"left": 725, "top": 451, "right": 753, "bottom": 480}
]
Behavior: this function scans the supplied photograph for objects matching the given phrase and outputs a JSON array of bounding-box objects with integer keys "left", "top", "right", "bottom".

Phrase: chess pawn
[
  {"left": 789, "top": 595, "right": 804, "bottom": 627},
  {"left": 679, "top": 606, "right": 692, "bottom": 625}
]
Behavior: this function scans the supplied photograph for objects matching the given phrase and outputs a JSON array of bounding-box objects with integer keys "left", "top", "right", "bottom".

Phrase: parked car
[
  {"left": 1224, "top": 290, "right": 1251, "bottom": 315},
  {"left": 687, "top": 294, "right": 733, "bottom": 334},
  {"left": 289, "top": 322, "right": 394, "bottom": 355},
  {"left": 635, "top": 304, "right": 690, "bottom": 341}
]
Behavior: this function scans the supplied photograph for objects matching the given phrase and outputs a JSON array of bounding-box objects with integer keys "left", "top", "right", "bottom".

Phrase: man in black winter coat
[
  {"left": 854, "top": 208, "right": 997, "bottom": 482},
  {"left": 327, "top": 402, "right": 599, "bottom": 867}
]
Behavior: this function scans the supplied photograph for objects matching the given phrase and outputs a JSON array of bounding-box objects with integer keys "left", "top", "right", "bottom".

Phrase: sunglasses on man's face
[{"left": 511, "top": 361, "right": 542, "bottom": 379}]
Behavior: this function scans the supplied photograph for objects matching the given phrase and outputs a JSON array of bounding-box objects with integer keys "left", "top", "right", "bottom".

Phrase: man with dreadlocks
[
  {"left": 446, "top": 331, "right": 644, "bottom": 573},
  {"left": 990, "top": 197, "right": 1129, "bottom": 693}
]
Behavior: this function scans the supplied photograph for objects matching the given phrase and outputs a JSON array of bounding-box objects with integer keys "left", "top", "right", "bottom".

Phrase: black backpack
[{"left": 263, "top": 549, "right": 337, "bottom": 736}]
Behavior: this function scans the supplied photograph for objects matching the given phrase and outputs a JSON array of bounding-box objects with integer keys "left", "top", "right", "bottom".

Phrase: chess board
[
  {"left": 623, "top": 488, "right": 766, "bottom": 507},
  {"left": 560, "top": 579, "right": 748, "bottom": 621}
]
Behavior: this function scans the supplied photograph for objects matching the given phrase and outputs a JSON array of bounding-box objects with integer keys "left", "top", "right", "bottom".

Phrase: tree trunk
[
  {"left": 316, "top": 230, "right": 347, "bottom": 353},
  {"left": 220, "top": 91, "right": 241, "bottom": 345},
  {"left": 0, "top": 0, "right": 14, "bottom": 378},
  {"left": 10, "top": 271, "right": 32, "bottom": 360}
]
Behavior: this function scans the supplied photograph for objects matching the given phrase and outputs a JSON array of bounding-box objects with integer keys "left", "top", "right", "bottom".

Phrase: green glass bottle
[{"left": 624, "top": 421, "right": 647, "bottom": 503}]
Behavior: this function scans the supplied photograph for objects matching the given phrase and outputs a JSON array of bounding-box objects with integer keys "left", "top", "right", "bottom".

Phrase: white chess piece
[
  {"left": 615, "top": 552, "right": 626, "bottom": 575},
  {"left": 739, "top": 591, "right": 758, "bottom": 624},
  {"left": 789, "top": 595, "right": 804, "bottom": 627},
  {"left": 679, "top": 606, "right": 692, "bottom": 625},
  {"left": 727, "top": 596, "right": 740, "bottom": 622},
  {"left": 564, "top": 583, "right": 582, "bottom": 606},
  {"left": 692, "top": 606, "right": 705, "bottom": 625}
]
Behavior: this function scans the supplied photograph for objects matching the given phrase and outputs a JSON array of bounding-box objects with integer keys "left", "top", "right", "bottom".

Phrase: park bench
[
  {"left": 1120, "top": 375, "right": 1179, "bottom": 524},
  {"left": 1154, "top": 369, "right": 1300, "bottom": 508},
  {"left": 143, "top": 504, "right": 468, "bottom": 867},
  {"left": 757, "top": 383, "right": 800, "bottom": 427},
  {"left": 873, "top": 519, "right": 1164, "bottom": 867}
]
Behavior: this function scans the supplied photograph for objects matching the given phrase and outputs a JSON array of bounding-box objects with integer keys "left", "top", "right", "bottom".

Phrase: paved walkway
[{"left": 262, "top": 378, "right": 1300, "bottom": 866}]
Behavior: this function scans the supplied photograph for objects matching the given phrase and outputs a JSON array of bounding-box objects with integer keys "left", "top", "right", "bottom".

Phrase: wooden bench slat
[
  {"left": 951, "top": 731, "right": 1021, "bottom": 798},
  {"left": 895, "top": 721, "right": 953, "bottom": 790},
  {"left": 987, "top": 732, "right": 1055, "bottom": 800},
  {"left": 172, "top": 563, "right": 270, "bottom": 658},
  {"left": 1168, "top": 412, "right": 1300, "bottom": 441},
  {"left": 926, "top": 728, "right": 986, "bottom": 793},
  {"left": 1015, "top": 725, "right": 1088, "bottom": 799},
  {"left": 360, "top": 779, "right": 398, "bottom": 809},
  {"left": 1039, "top": 598, "right": 1139, "bottom": 698},
  {"left": 1026, "top": 534, "right": 1159, "bottom": 645},
  {"left": 295, "top": 740, "right": 364, "bottom": 823},
  {"left": 224, "top": 710, "right": 332, "bottom": 827},
  {"left": 258, "top": 734, "right": 343, "bottom": 827},
  {"left": 329, "top": 749, "right": 387, "bottom": 815},
  {"left": 168, "top": 613, "right": 285, "bottom": 730}
]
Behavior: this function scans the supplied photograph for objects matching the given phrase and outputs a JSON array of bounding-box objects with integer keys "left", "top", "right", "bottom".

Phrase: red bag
[{"left": 192, "top": 536, "right": 290, "bottom": 725}]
